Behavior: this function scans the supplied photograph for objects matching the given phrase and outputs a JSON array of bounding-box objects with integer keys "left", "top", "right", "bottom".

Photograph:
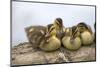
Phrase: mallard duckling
[
  {"left": 25, "top": 26, "right": 46, "bottom": 48},
  {"left": 62, "top": 26, "right": 82, "bottom": 50},
  {"left": 77, "top": 22, "right": 94, "bottom": 45},
  {"left": 39, "top": 24, "right": 61, "bottom": 51},
  {"left": 53, "top": 18, "right": 65, "bottom": 39}
]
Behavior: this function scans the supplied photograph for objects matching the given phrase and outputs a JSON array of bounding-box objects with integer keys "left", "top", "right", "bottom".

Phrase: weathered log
[{"left": 12, "top": 42, "right": 96, "bottom": 66}]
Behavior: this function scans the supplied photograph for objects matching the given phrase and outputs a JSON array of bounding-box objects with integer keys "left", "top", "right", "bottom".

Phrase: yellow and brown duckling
[
  {"left": 77, "top": 22, "right": 94, "bottom": 46},
  {"left": 39, "top": 24, "right": 61, "bottom": 51},
  {"left": 62, "top": 26, "right": 82, "bottom": 50},
  {"left": 53, "top": 18, "right": 65, "bottom": 40}
]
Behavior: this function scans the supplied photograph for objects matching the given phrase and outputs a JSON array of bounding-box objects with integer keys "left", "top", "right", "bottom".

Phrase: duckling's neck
[
  {"left": 49, "top": 34, "right": 56, "bottom": 38},
  {"left": 45, "top": 34, "right": 57, "bottom": 43},
  {"left": 45, "top": 34, "right": 56, "bottom": 39},
  {"left": 52, "top": 34, "right": 56, "bottom": 37}
]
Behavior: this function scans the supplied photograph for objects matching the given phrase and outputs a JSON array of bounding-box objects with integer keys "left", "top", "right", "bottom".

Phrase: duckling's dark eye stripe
[
  {"left": 56, "top": 21, "right": 63, "bottom": 27},
  {"left": 79, "top": 25, "right": 89, "bottom": 30},
  {"left": 47, "top": 24, "right": 53, "bottom": 33},
  {"left": 56, "top": 21, "right": 60, "bottom": 25},
  {"left": 49, "top": 27, "right": 55, "bottom": 33},
  {"left": 47, "top": 25, "right": 55, "bottom": 33},
  {"left": 78, "top": 23, "right": 89, "bottom": 29},
  {"left": 79, "top": 25, "right": 84, "bottom": 27}
]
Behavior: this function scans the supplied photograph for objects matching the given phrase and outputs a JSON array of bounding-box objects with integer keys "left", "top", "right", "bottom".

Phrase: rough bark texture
[{"left": 12, "top": 42, "right": 96, "bottom": 66}]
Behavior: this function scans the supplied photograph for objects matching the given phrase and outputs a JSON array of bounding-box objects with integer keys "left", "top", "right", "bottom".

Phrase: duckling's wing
[{"left": 25, "top": 26, "right": 46, "bottom": 48}]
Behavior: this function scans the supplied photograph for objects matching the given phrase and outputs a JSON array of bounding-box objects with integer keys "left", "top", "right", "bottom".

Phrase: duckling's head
[
  {"left": 53, "top": 18, "right": 64, "bottom": 32},
  {"left": 54, "top": 18, "right": 63, "bottom": 28},
  {"left": 45, "top": 24, "right": 57, "bottom": 38},
  {"left": 77, "top": 22, "right": 89, "bottom": 33},
  {"left": 46, "top": 24, "right": 53, "bottom": 33}
]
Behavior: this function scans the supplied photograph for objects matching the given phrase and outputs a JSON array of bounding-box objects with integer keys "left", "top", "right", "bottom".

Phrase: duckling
[
  {"left": 77, "top": 22, "right": 94, "bottom": 46},
  {"left": 62, "top": 26, "right": 82, "bottom": 50},
  {"left": 53, "top": 18, "right": 65, "bottom": 39},
  {"left": 25, "top": 26, "right": 46, "bottom": 48},
  {"left": 39, "top": 24, "right": 61, "bottom": 51}
]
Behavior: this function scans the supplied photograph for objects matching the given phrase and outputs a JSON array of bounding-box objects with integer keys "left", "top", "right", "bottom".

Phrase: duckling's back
[{"left": 25, "top": 26, "right": 46, "bottom": 48}]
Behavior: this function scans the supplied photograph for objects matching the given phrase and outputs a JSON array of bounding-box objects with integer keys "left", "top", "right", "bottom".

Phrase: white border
[{"left": 0, "top": 0, "right": 100, "bottom": 67}]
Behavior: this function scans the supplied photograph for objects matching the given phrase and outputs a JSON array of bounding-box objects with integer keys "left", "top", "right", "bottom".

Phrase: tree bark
[{"left": 12, "top": 42, "right": 96, "bottom": 66}]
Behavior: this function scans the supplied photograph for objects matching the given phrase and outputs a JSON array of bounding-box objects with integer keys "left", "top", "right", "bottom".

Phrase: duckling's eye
[{"left": 56, "top": 21, "right": 63, "bottom": 28}]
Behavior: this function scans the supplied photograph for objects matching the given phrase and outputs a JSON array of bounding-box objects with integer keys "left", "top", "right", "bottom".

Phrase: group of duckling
[{"left": 25, "top": 18, "right": 95, "bottom": 52}]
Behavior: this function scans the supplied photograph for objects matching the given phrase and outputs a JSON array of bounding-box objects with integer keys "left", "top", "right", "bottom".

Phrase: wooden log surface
[{"left": 12, "top": 42, "right": 96, "bottom": 66}]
